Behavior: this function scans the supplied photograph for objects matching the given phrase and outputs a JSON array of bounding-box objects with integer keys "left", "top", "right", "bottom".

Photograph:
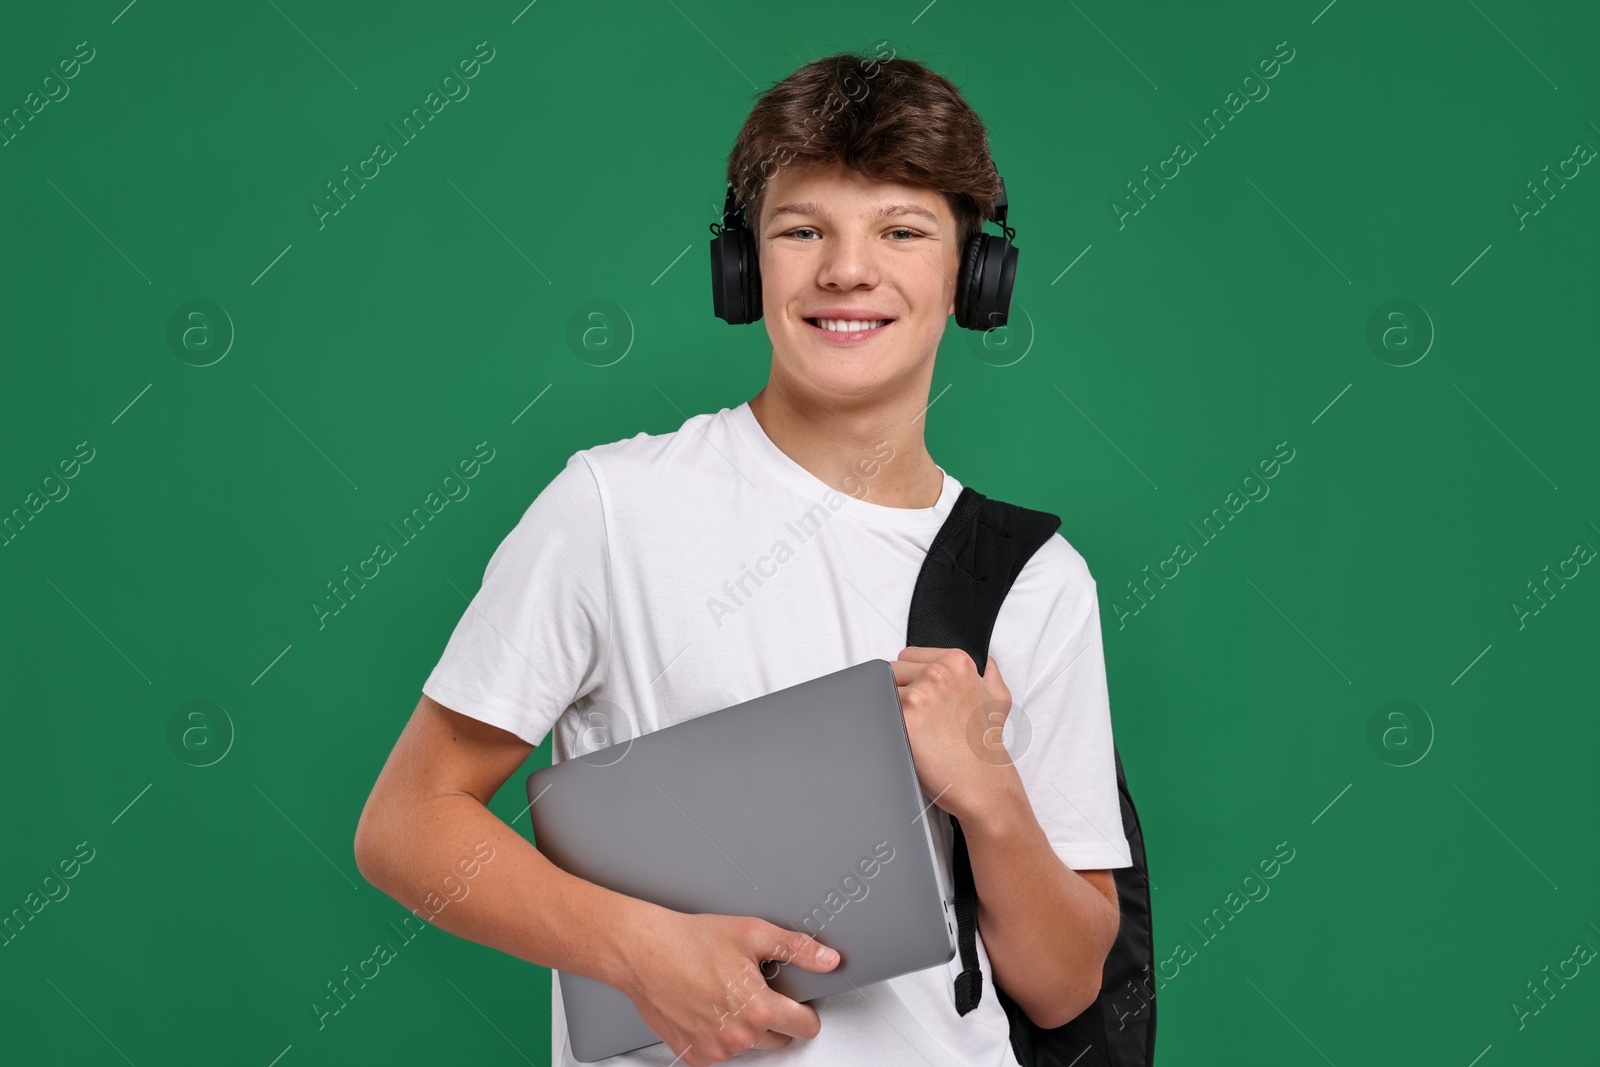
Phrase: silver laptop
[{"left": 525, "top": 658, "right": 958, "bottom": 1063}]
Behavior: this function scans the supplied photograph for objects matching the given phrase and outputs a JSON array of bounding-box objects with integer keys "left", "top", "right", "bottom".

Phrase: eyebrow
[{"left": 765, "top": 200, "right": 940, "bottom": 226}]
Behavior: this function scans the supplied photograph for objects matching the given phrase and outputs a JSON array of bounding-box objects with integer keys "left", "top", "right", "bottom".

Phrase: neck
[{"left": 747, "top": 385, "right": 944, "bottom": 509}]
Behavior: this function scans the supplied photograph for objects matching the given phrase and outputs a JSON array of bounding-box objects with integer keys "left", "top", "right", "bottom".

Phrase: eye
[
  {"left": 780, "top": 226, "right": 820, "bottom": 241},
  {"left": 888, "top": 228, "right": 923, "bottom": 241}
]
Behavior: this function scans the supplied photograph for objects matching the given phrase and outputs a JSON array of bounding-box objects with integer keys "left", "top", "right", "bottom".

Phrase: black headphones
[{"left": 708, "top": 175, "right": 1019, "bottom": 331}]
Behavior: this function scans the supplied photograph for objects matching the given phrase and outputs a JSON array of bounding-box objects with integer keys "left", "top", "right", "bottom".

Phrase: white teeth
[{"left": 814, "top": 318, "right": 887, "bottom": 333}]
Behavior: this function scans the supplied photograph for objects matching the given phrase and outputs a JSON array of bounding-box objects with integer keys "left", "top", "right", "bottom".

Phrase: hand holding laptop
[
  {"left": 526, "top": 660, "right": 957, "bottom": 1061},
  {"left": 614, "top": 909, "right": 842, "bottom": 1065}
]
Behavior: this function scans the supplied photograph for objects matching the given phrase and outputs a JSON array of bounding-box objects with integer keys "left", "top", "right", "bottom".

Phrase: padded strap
[{"left": 906, "top": 486, "right": 1061, "bottom": 1016}]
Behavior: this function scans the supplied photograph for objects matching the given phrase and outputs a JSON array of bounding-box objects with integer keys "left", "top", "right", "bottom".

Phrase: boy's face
[{"left": 756, "top": 161, "right": 962, "bottom": 409}]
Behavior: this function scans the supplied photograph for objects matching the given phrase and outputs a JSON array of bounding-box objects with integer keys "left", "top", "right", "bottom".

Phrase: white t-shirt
[{"left": 422, "top": 401, "right": 1132, "bottom": 1067}]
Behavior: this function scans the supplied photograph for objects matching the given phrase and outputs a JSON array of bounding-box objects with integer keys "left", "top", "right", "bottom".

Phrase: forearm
[
  {"left": 355, "top": 791, "right": 660, "bottom": 992},
  {"left": 961, "top": 779, "right": 1118, "bottom": 1027}
]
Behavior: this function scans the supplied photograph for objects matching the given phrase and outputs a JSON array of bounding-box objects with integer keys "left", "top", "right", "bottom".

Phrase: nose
[{"left": 815, "top": 228, "right": 880, "bottom": 290}]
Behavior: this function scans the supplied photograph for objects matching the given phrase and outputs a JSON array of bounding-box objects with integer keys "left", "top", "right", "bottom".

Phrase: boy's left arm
[
  {"left": 961, "top": 775, "right": 1119, "bottom": 1029},
  {"left": 893, "top": 645, "right": 1121, "bottom": 1030}
]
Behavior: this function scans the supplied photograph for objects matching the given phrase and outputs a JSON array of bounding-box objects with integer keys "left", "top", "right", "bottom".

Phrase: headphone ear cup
[
  {"left": 710, "top": 222, "right": 762, "bottom": 325},
  {"left": 955, "top": 233, "right": 986, "bottom": 329},
  {"left": 963, "top": 235, "right": 1018, "bottom": 331}
]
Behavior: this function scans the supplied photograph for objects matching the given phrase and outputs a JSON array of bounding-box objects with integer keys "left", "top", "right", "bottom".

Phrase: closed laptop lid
[{"left": 526, "top": 658, "right": 957, "bottom": 1062}]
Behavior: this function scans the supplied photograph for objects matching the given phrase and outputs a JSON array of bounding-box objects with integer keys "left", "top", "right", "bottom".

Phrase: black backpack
[{"left": 906, "top": 486, "right": 1157, "bottom": 1067}]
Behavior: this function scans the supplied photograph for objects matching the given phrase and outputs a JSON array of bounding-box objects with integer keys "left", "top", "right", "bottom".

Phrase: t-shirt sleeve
[
  {"left": 1011, "top": 574, "right": 1133, "bottom": 871},
  {"left": 421, "top": 452, "right": 611, "bottom": 748}
]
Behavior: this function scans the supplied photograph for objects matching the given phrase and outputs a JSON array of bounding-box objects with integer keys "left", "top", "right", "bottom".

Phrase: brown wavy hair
[{"left": 724, "top": 47, "right": 1002, "bottom": 253}]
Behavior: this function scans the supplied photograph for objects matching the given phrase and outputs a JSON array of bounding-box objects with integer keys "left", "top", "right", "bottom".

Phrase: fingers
[
  {"left": 743, "top": 983, "right": 823, "bottom": 1043},
  {"left": 631, "top": 913, "right": 837, "bottom": 1066},
  {"left": 750, "top": 1030, "right": 794, "bottom": 1051},
  {"left": 728, "top": 924, "right": 835, "bottom": 1045},
  {"left": 756, "top": 924, "right": 839, "bottom": 974},
  {"left": 894, "top": 646, "right": 1001, "bottom": 685},
  {"left": 893, "top": 646, "right": 970, "bottom": 678}
]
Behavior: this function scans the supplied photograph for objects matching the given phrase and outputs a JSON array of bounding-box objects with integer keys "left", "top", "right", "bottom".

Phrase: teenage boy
[{"left": 355, "top": 52, "right": 1131, "bottom": 1067}]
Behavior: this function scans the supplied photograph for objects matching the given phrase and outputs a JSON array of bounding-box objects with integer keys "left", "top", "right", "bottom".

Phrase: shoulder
[
  {"left": 983, "top": 518, "right": 1103, "bottom": 693},
  {"left": 1024, "top": 530, "right": 1094, "bottom": 588},
  {"left": 1008, "top": 528, "right": 1098, "bottom": 630},
  {"left": 574, "top": 407, "right": 729, "bottom": 484}
]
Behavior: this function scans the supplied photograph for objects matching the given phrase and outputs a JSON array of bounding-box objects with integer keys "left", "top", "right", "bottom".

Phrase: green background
[{"left": 3, "top": 0, "right": 1596, "bottom": 1063}]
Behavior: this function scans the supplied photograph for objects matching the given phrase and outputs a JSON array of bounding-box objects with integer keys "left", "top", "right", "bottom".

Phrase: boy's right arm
[{"left": 353, "top": 692, "right": 841, "bottom": 1066}]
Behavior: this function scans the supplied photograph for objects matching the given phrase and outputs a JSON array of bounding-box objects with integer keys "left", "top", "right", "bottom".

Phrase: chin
[
  {"left": 784, "top": 356, "right": 916, "bottom": 405},
  {"left": 795, "top": 365, "right": 891, "bottom": 396}
]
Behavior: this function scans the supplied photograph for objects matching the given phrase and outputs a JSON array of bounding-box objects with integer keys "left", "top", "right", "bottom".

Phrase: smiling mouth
[{"left": 804, "top": 317, "right": 895, "bottom": 333}]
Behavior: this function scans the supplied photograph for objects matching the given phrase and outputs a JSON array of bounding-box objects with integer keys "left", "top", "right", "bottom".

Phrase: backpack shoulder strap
[
  {"left": 907, "top": 485, "right": 1159, "bottom": 1067},
  {"left": 906, "top": 486, "right": 1061, "bottom": 1018},
  {"left": 908, "top": 486, "right": 1063, "bottom": 675}
]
